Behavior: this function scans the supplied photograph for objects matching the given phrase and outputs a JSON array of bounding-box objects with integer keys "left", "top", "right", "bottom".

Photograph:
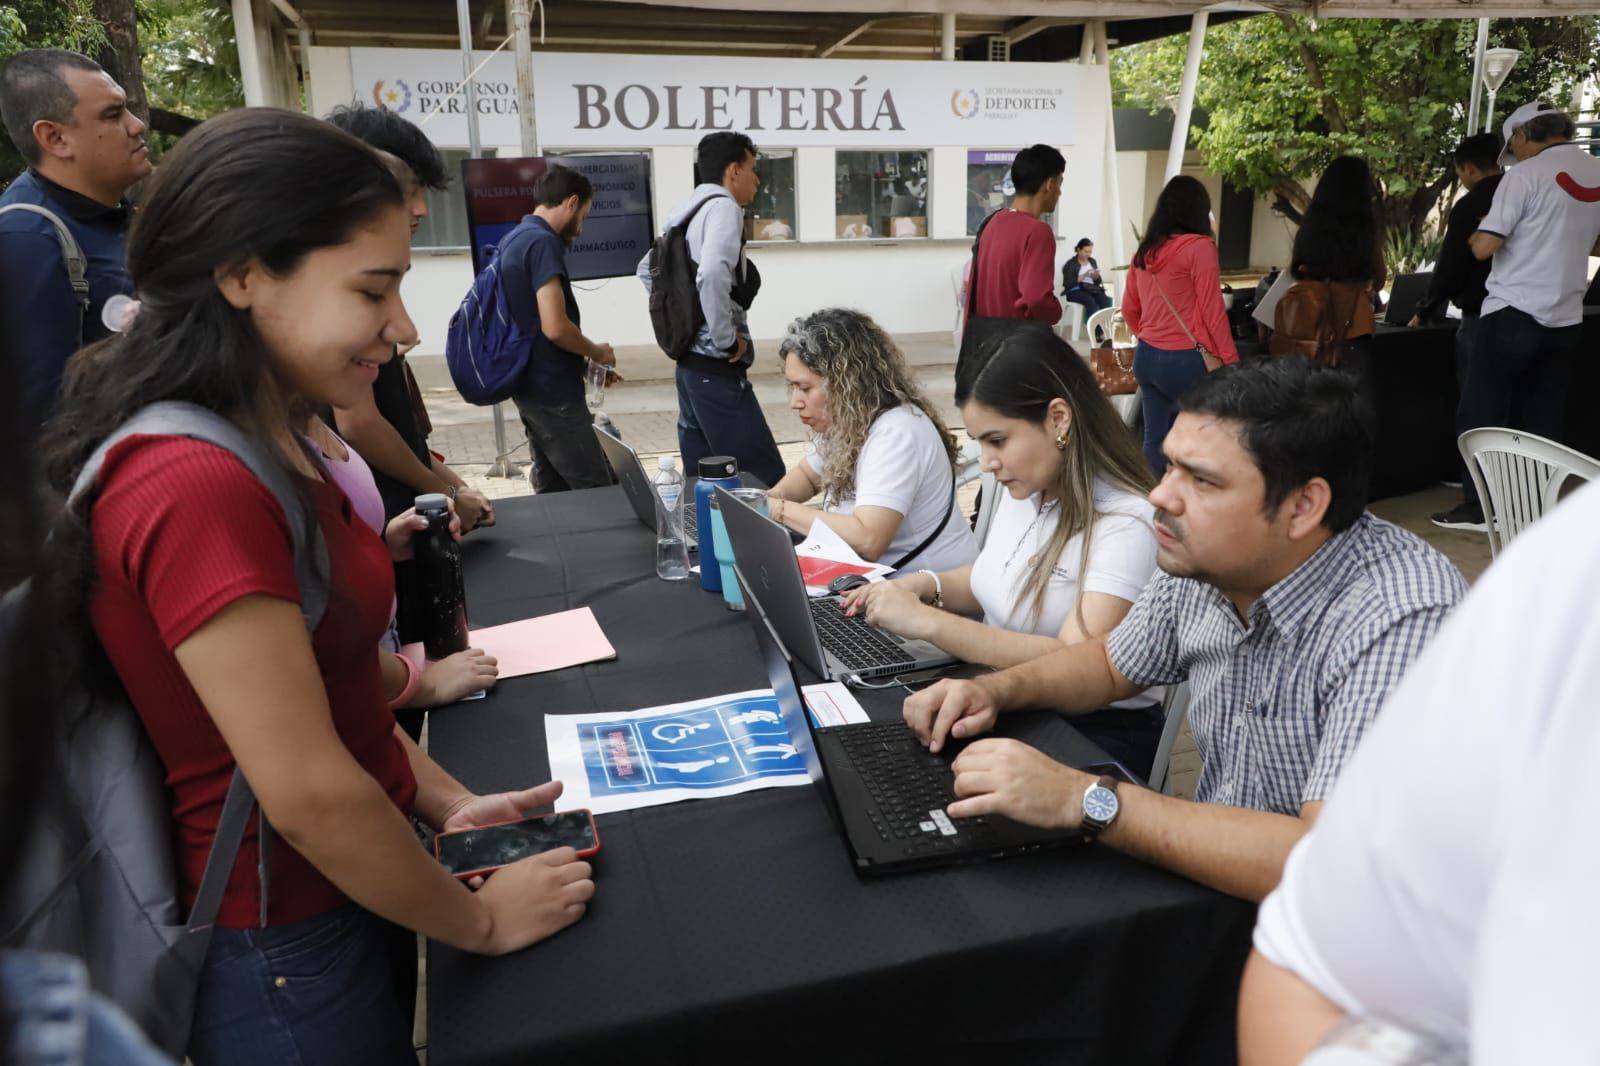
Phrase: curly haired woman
[{"left": 767, "top": 308, "right": 978, "bottom": 573}]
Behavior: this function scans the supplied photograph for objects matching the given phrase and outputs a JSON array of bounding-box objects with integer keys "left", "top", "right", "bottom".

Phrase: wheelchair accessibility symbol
[{"left": 651, "top": 721, "right": 712, "bottom": 745}]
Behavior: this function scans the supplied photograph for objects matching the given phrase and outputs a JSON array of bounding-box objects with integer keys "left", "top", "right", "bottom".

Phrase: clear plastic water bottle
[{"left": 652, "top": 457, "right": 689, "bottom": 581}]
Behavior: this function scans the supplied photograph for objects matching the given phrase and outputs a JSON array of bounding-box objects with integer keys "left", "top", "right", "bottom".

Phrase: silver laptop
[
  {"left": 593, "top": 425, "right": 698, "bottom": 549},
  {"left": 716, "top": 485, "right": 957, "bottom": 682}
]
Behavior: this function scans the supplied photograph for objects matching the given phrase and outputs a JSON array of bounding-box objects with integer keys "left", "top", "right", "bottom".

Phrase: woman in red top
[
  {"left": 1122, "top": 176, "right": 1239, "bottom": 475},
  {"left": 40, "top": 109, "right": 593, "bottom": 1065}
]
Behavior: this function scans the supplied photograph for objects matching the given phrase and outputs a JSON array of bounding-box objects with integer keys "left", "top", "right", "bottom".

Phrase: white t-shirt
[
  {"left": 1253, "top": 476, "right": 1600, "bottom": 1063},
  {"left": 805, "top": 405, "right": 978, "bottom": 574},
  {"left": 970, "top": 480, "right": 1158, "bottom": 708},
  {"left": 1479, "top": 143, "right": 1600, "bottom": 327}
]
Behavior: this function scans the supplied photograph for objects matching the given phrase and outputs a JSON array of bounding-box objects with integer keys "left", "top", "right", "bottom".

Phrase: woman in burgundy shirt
[{"left": 40, "top": 109, "right": 593, "bottom": 1065}]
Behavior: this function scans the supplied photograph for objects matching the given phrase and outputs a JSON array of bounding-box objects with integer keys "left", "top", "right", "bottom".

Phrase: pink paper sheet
[{"left": 402, "top": 606, "right": 616, "bottom": 679}]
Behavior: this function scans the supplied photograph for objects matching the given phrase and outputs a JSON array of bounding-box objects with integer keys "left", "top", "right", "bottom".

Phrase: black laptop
[
  {"left": 738, "top": 568, "right": 1075, "bottom": 876},
  {"left": 717, "top": 485, "right": 956, "bottom": 682},
  {"left": 593, "top": 426, "right": 700, "bottom": 549},
  {"left": 1384, "top": 271, "right": 1433, "bottom": 325}
]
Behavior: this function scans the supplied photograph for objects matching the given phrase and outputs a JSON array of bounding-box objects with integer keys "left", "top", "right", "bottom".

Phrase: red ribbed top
[{"left": 89, "top": 435, "right": 416, "bottom": 928}]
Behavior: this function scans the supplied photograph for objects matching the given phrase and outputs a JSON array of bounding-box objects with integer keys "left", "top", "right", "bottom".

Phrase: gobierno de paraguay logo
[
  {"left": 951, "top": 89, "right": 980, "bottom": 120},
  {"left": 372, "top": 79, "right": 413, "bottom": 113}
]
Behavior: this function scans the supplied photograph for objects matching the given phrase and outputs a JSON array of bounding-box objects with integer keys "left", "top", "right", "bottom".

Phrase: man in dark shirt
[
  {"left": 324, "top": 103, "right": 496, "bottom": 531},
  {"left": 0, "top": 49, "right": 148, "bottom": 431},
  {"left": 506, "top": 165, "right": 618, "bottom": 493}
]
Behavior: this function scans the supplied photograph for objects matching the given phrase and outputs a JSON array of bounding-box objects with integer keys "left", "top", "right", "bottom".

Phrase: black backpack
[{"left": 646, "top": 198, "right": 715, "bottom": 361}]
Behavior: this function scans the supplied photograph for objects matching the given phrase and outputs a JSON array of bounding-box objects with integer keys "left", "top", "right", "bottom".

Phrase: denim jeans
[
  {"left": 1064, "top": 288, "right": 1112, "bottom": 317},
  {"left": 674, "top": 366, "right": 786, "bottom": 487},
  {"left": 187, "top": 904, "right": 415, "bottom": 1066},
  {"left": 1456, "top": 306, "right": 1581, "bottom": 508},
  {"left": 1132, "top": 340, "right": 1208, "bottom": 477},
  {"left": 512, "top": 397, "right": 615, "bottom": 494}
]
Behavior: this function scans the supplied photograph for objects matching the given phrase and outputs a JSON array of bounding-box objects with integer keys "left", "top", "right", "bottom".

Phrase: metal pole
[
  {"left": 231, "top": 0, "right": 269, "bottom": 107},
  {"left": 509, "top": 0, "right": 539, "bottom": 155},
  {"left": 1165, "top": 11, "right": 1207, "bottom": 183},
  {"left": 941, "top": 12, "right": 956, "bottom": 61},
  {"left": 456, "top": 0, "right": 521, "bottom": 477},
  {"left": 1467, "top": 18, "right": 1488, "bottom": 136},
  {"left": 1485, "top": 88, "right": 1499, "bottom": 135},
  {"left": 1078, "top": 21, "right": 1096, "bottom": 64},
  {"left": 297, "top": 23, "right": 313, "bottom": 113}
]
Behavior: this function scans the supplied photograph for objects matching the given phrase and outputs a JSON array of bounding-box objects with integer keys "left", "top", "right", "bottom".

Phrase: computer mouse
[{"left": 828, "top": 574, "right": 872, "bottom": 594}]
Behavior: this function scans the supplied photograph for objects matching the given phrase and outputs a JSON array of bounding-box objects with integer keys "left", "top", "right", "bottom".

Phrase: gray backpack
[
  {"left": 0, "top": 402, "right": 329, "bottom": 1058},
  {"left": 0, "top": 202, "right": 90, "bottom": 346}
]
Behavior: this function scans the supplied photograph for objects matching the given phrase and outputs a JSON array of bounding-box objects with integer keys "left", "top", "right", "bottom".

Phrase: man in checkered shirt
[{"left": 903, "top": 358, "right": 1465, "bottom": 902}]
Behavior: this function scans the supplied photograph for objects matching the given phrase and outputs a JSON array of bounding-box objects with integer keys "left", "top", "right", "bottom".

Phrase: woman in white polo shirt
[
  {"left": 841, "top": 325, "right": 1164, "bottom": 775},
  {"left": 767, "top": 308, "right": 977, "bottom": 574}
]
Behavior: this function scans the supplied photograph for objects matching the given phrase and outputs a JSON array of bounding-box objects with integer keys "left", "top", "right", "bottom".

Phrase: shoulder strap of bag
[
  {"left": 888, "top": 468, "right": 958, "bottom": 571},
  {"left": 1146, "top": 270, "right": 1211, "bottom": 358},
  {"left": 68, "top": 400, "right": 330, "bottom": 930},
  {"left": 0, "top": 203, "right": 89, "bottom": 341},
  {"left": 965, "top": 210, "right": 1000, "bottom": 319}
]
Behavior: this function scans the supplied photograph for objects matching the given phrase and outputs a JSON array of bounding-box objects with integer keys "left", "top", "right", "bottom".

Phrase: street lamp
[{"left": 1482, "top": 47, "right": 1522, "bottom": 134}]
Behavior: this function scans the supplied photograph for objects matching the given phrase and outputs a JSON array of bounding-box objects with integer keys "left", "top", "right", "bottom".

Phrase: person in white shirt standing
[
  {"left": 1434, "top": 102, "right": 1600, "bottom": 532},
  {"left": 767, "top": 308, "right": 977, "bottom": 575},
  {"left": 840, "top": 324, "right": 1166, "bottom": 776},
  {"left": 1240, "top": 476, "right": 1600, "bottom": 1066}
]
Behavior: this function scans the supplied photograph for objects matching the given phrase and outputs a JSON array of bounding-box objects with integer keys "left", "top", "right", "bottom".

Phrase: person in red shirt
[
  {"left": 39, "top": 109, "right": 593, "bottom": 1065},
  {"left": 1123, "top": 176, "right": 1239, "bottom": 475},
  {"left": 970, "top": 143, "right": 1066, "bottom": 327}
]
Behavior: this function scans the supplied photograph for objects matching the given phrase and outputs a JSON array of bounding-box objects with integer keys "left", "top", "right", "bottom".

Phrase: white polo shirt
[
  {"left": 1479, "top": 142, "right": 1600, "bottom": 327},
  {"left": 805, "top": 405, "right": 978, "bottom": 574},
  {"left": 971, "top": 480, "right": 1158, "bottom": 708},
  {"left": 1253, "top": 477, "right": 1600, "bottom": 1062}
]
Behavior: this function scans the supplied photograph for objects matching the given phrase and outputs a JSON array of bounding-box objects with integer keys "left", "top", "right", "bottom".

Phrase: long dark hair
[
  {"left": 39, "top": 107, "right": 404, "bottom": 644},
  {"left": 957, "top": 324, "right": 1155, "bottom": 630},
  {"left": 1133, "top": 175, "right": 1211, "bottom": 269},
  {"left": 1291, "top": 155, "right": 1382, "bottom": 284}
]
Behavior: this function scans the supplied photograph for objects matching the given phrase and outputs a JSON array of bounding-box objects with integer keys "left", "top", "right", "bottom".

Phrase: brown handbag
[
  {"left": 1270, "top": 280, "right": 1359, "bottom": 367},
  {"left": 1090, "top": 343, "right": 1137, "bottom": 395}
]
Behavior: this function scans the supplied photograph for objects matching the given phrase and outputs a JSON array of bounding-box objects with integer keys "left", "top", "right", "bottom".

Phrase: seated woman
[
  {"left": 841, "top": 325, "right": 1166, "bottom": 778},
  {"left": 768, "top": 309, "right": 978, "bottom": 573},
  {"left": 1062, "top": 237, "right": 1113, "bottom": 324}
]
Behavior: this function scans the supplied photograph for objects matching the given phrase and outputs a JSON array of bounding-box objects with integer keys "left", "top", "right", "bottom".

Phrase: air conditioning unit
[{"left": 987, "top": 36, "right": 1010, "bottom": 62}]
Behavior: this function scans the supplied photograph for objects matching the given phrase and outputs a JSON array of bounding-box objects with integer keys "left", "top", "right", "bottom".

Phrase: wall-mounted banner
[
  {"left": 349, "top": 48, "right": 1085, "bottom": 149},
  {"left": 460, "top": 153, "right": 654, "bottom": 281}
]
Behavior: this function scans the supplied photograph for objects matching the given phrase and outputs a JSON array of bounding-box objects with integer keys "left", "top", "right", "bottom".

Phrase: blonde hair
[{"left": 781, "top": 309, "right": 959, "bottom": 504}]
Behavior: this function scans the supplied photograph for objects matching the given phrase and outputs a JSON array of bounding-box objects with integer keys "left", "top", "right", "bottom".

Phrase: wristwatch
[{"left": 1079, "top": 775, "right": 1120, "bottom": 843}]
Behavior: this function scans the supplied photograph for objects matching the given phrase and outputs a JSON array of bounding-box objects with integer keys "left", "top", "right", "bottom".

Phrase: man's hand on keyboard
[
  {"left": 946, "top": 738, "right": 1085, "bottom": 829},
  {"left": 903, "top": 678, "right": 997, "bottom": 754}
]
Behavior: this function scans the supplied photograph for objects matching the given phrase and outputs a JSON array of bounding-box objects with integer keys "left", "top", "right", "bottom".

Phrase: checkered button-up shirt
[{"left": 1106, "top": 514, "right": 1466, "bottom": 814}]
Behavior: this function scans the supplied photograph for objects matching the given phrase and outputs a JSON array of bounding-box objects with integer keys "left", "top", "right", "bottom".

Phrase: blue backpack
[{"left": 445, "top": 225, "right": 539, "bottom": 406}]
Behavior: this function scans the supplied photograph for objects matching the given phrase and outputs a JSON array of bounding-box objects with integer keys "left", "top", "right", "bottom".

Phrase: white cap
[
  {"left": 1499, "top": 101, "right": 1562, "bottom": 168},
  {"left": 658, "top": 456, "right": 676, "bottom": 471}
]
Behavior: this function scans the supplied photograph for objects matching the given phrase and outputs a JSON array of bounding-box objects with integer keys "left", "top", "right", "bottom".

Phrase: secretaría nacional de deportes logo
[
  {"left": 951, "top": 89, "right": 980, "bottom": 120},
  {"left": 372, "top": 79, "right": 413, "bottom": 113}
]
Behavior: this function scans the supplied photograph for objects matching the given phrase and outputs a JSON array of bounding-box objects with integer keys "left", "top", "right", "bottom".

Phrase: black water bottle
[{"left": 413, "top": 493, "right": 469, "bottom": 660}]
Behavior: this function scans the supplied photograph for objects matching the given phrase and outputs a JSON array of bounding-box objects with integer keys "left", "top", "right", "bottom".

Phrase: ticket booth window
[
  {"left": 746, "top": 149, "right": 796, "bottom": 242},
  {"left": 966, "top": 149, "right": 1018, "bottom": 236},
  {"left": 834, "top": 151, "right": 930, "bottom": 240}
]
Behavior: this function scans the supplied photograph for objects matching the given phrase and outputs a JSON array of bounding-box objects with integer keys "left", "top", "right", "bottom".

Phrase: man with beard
[
  {"left": 903, "top": 359, "right": 1464, "bottom": 903},
  {"left": 504, "top": 164, "right": 618, "bottom": 492}
]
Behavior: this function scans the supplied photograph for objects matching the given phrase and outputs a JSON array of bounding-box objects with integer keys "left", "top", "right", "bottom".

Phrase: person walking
[{"left": 968, "top": 143, "right": 1066, "bottom": 330}]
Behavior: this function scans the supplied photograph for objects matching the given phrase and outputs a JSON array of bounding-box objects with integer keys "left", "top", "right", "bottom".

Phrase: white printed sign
[{"left": 348, "top": 48, "right": 1089, "bottom": 149}]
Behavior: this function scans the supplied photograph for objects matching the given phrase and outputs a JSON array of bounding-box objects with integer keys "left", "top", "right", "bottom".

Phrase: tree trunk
[
  {"left": 93, "top": 0, "right": 148, "bottom": 126},
  {"left": 1271, "top": 179, "right": 1311, "bottom": 226}
]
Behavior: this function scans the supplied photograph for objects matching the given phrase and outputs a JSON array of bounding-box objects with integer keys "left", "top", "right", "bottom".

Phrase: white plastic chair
[
  {"left": 1058, "top": 300, "right": 1086, "bottom": 343},
  {"left": 1148, "top": 681, "right": 1192, "bottom": 796},
  {"left": 954, "top": 439, "right": 983, "bottom": 489},
  {"left": 972, "top": 471, "right": 1004, "bottom": 551},
  {"left": 1083, "top": 307, "right": 1141, "bottom": 431},
  {"left": 1459, "top": 428, "right": 1600, "bottom": 557}
]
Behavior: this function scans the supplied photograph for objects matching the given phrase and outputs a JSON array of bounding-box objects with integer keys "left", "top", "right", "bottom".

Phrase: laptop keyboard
[
  {"left": 808, "top": 599, "right": 915, "bottom": 672},
  {"left": 835, "top": 722, "right": 985, "bottom": 853}
]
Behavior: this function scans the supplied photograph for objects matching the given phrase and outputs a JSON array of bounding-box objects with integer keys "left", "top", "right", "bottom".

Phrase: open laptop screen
[{"left": 737, "top": 567, "right": 826, "bottom": 788}]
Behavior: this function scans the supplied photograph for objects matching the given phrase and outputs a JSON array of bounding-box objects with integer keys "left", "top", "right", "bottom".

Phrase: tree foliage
[{"left": 1113, "top": 16, "right": 1600, "bottom": 238}]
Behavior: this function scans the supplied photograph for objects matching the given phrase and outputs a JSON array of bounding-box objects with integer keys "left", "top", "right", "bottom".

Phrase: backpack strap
[
  {"left": 965, "top": 210, "right": 1000, "bottom": 321},
  {"left": 0, "top": 203, "right": 89, "bottom": 344},
  {"left": 69, "top": 401, "right": 331, "bottom": 930},
  {"left": 887, "top": 469, "right": 958, "bottom": 572}
]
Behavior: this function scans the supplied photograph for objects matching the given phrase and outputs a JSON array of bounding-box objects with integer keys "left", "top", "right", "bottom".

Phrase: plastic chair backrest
[
  {"left": 1148, "top": 681, "right": 1192, "bottom": 796},
  {"left": 1459, "top": 428, "right": 1600, "bottom": 557},
  {"left": 1085, "top": 306, "right": 1119, "bottom": 349},
  {"left": 973, "top": 472, "right": 1004, "bottom": 551}
]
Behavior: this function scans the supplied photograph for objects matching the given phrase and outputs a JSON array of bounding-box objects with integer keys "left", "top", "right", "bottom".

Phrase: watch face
[{"left": 1083, "top": 786, "right": 1118, "bottom": 824}]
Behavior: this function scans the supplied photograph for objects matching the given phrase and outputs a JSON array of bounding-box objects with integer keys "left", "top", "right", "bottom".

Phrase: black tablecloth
[
  {"left": 426, "top": 489, "right": 1256, "bottom": 1066},
  {"left": 1360, "top": 308, "right": 1600, "bottom": 501}
]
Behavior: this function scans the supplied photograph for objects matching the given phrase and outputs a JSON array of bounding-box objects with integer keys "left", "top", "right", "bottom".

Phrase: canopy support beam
[
  {"left": 817, "top": 19, "right": 876, "bottom": 58},
  {"left": 1165, "top": 10, "right": 1207, "bottom": 183},
  {"left": 1467, "top": 18, "right": 1488, "bottom": 135},
  {"left": 941, "top": 12, "right": 956, "bottom": 59}
]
